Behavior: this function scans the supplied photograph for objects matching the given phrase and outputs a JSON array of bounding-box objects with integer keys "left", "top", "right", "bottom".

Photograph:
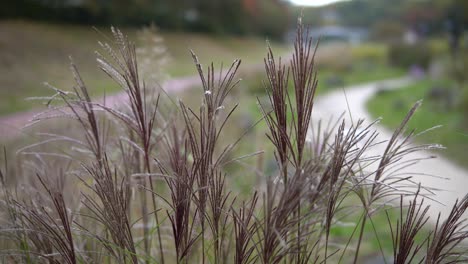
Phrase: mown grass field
[
  {"left": 367, "top": 79, "right": 468, "bottom": 168},
  {"left": 0, "top": 21, "right": 406, "bottom": 116},
  {"left": 0, "top": 20, "right": 289, "bottom": 115}
]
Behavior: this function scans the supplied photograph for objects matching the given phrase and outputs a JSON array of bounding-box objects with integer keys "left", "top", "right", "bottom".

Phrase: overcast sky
[{"left": 288, "top": 0, "right": 350, "bottom": 7}]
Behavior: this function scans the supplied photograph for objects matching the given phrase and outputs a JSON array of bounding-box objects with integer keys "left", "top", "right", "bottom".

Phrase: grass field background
[
  {"left": 367, "top": 79, "right": 468, "bottom": 168},
  {"left": 0, "top": 20, "right": 289, "bottom": 115},
  {"left": 0, "top": 21, "right": 407, "bottom": 116}
]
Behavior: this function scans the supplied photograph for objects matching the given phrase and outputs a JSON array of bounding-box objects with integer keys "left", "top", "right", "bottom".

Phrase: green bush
[
  {"left": 351, "top": 43, "right": 388, "bottom": 64},
  {"left": 459, "top": 84, "right": 468, "bottom": 117},
  {"left": 427, "top": 38, "right": 449, "bottom": 57},
  {"left": 388, "top": 42, "right": 432, "bottom": 69},
  {"left": 316, "top": 44, "right": 353, "bottom": 73}
]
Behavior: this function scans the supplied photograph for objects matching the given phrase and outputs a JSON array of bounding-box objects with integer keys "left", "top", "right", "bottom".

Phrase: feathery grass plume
[
  {"left": 206, "top": 170, "right": 234, "bottom": 263},
  {"left": 290, "top": 16, "right": 318, "bottom": 168},
  {"left": 387, "top": 187, "right": 430, "bottom": 264},
  {"left": 260, "top": 16, "right": 318, "bottom": 181},
  {"left": 351, "top": 101, "right": 435, "bottom": 263},
  {"left": 26, "top": 58, "right": 108, "bottom": 166},
  {"left": 13, "top": 171, "right": 78, "bottom": 264},
  {"left": 79, "top": 155, "right": 137, "bottom": 263},
  {"left": 0, "top": 150, "right": 35, "bottom": 263},
  {"left": 259, "top": 16, "right": 378, "bottom": 263},
  {"left": 256, "top": 167, "right": 314, "bottom": 264},
  {"left": 180, "top": 51, "right": 241, "bottom": 263},
  {"left": 260, "top": 46, "right": 290, "bottom": 183},
  {"left": 260, "top": 18, "right": 321, "bottom": 262},
  {"left": 162, "top": 124, "right": 199, "bottom": 263},
  {"left": 232, "top": 192, "right": 259, "bottom": 264},
  {"left": 0, "top": 154, "right": 80, "bottom": 263},
  {"left": 307, "top": 113, "right": 345, "bottom": 164},
  {"left": 116, "top": 136, "right": 138, "bottom": 220},
  {"left": 425, "top": 195, "right": 468, "bottom": 263},
  {"left": 370, "top": 101, "right": 424, "bottom": 202},
  {"left": 67, "top": 61, "right": 106, "bottom": 163},
  {"left": 96, "top": 27, "right": 164, "bottom": 263},
  {"left": 317, "top": 119, "right": 380, "bottom": 263}
]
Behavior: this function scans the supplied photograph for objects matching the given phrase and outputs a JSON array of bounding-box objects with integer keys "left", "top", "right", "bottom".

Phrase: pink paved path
[{"left": 0, "top": 75, "right": 202, "bottom": 139}]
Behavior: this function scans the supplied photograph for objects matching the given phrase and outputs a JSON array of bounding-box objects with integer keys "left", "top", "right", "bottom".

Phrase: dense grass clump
[{"left": 1, "top": 19, "right": 468, "bottom": 264}]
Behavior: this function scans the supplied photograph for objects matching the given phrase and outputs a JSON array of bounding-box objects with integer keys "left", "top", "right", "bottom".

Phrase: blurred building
[
  {"left": 309, "top": 26, "right": 368, "bottom": 44},
  {"left": 286, "top": 25, "right": 368, "bottom": 44}
]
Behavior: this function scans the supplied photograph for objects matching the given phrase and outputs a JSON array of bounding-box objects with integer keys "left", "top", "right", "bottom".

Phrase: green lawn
[
  {"left": 317, "top": 63, "right": 405, "bottom": 91},
  {"left": 367, "top": 79, "right": 468, "bottom": 168},
  {"left": 0, "top": 20, "right": 289, "bottom": 115}
]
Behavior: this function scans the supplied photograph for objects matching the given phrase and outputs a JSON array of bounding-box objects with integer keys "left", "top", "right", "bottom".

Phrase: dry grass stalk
[
  {"left": 80, "top": 156, "right": 136, "bottom": 263},
  {"left": 388, "top": 187, "right": 430, "bottom": 264},
  {"left": 179, "top": 50, "right": 241, "bottom": 263},
  {"left": 232, "top": 191, "right": 259, "bottom": 264},
  {"left": 162, "top": 125, "right": 198, "bottom": 263},
  {"left": 96, "top": 27, "right": 164, "bottom": 263},
  {"left": 425, "top": 195, "right": 468, "bottom": 263}
]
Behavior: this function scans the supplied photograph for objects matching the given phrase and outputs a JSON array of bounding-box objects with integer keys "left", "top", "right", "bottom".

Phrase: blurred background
[
  {"left": 1, "top": 2, "right": 467, "bottom": 260},
  {"left": 0, "top": 0, "right": 467, "bottom": 167}
]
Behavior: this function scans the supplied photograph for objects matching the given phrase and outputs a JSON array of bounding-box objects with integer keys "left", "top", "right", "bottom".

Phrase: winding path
[{"left": 311, "top": 77, "right": 468, "bottom": 221}]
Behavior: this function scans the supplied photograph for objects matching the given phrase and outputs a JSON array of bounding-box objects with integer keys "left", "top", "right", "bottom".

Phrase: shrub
[
  {"left": 316, "top": 43, "right": 353, "bottom": 73},
  {"left": 350, "top": 43, "right": 388, "bottom": 64},
  {"left": 1, "top": 19, "right": 468, "bottom": 264},
  {"left": 427, "top": 38, "right": 449, "bottom": 57},
  {"left": 388, "top": 42, "right": 432, "bottom": 69}
]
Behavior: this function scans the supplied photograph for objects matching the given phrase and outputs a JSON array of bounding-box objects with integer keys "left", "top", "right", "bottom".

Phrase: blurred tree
[
  {"left": 403, "top": 2, "right": 443, "bottom": 35},
  {"left": 445, "top": 0, "right": 467, "bottom": 114},
  {"left": 371, "top": 20, "right": 405, "bottom": 43},
  {"left": 0, "top": 0, "right": 290, "bottom": 40},
  {"left": 253, "top": 0, "right": 290, "bottom": 39},
  {"left": 293, "top": 0, "right": 465, "bottom": 37},
  {"left": 447, "top": 2, "right": 464, "bottom": 57}
]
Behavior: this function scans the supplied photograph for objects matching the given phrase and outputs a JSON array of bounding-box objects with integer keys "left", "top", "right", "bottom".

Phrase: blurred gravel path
[
  {"left": 0, "top": 75, "right": 201, "bottom": 139},
  {"left": 311, "top": 77, "right": 468, "bottom": 221}
]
